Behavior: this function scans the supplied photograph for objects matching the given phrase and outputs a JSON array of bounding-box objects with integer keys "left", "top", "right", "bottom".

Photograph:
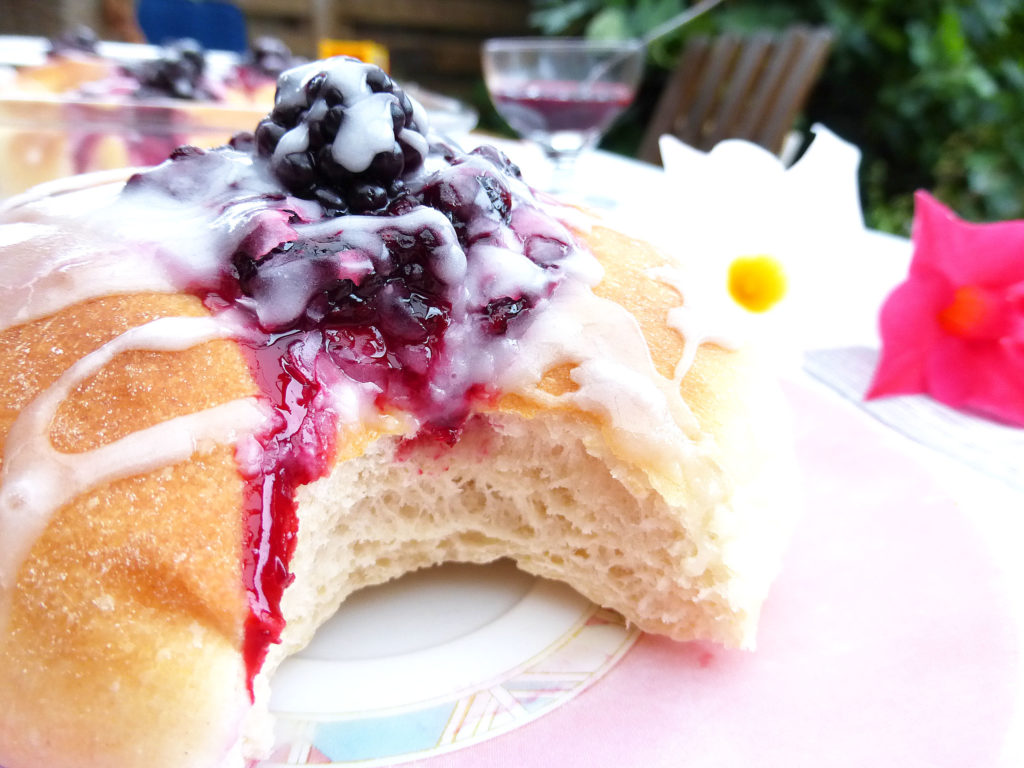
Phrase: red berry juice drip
[{"left": 237, "top": 332, "right": 339, "bottom": 695}]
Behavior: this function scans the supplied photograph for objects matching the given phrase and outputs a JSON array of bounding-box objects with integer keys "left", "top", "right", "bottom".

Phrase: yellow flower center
[
  {"left": 727, "top": 254, "right": 788, "bottom": 313},
  {"left": 938, "top": 284, "right": 1008, "bottom": 339}
]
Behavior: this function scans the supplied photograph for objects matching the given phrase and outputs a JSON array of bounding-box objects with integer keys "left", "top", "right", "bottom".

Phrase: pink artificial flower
[{"left": 867, "top": 191, "right": 1024, "bottom": 426}]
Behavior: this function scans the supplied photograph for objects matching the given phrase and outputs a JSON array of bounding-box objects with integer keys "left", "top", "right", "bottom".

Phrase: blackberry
[
  {"left": 483, "top": 297, "right": 529, "bottom": 335},
  {"left": 229, "top": 131, "right": 256, "bottom": 152},
  {"left": 416, "top": 154, "right": 516, "bottom": 248},
  {"left": 256, "top": 58, "right": 429, "bottom": 214},
  {"left": 168, "top": 145, "right": 206, "bottom": 161},
  {"left": 468, "top": 144, "right": 522, "bottom": 180},
  {"left": 243, "top": 36, "right": 305, "bottom": 78},
  {"left": 49, "top": 25, "right": 99, "bottom": 55},
  {"left": 130, "top": 38, "right": 211, "bottom": 100}
]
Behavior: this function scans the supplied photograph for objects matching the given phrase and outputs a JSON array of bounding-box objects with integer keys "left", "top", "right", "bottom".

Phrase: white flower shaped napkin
[{"left": 629, "top": 125, "right": 909, "bottom": 369}]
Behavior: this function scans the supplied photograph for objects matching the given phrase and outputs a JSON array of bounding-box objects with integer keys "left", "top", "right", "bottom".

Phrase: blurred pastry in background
[{"left": 0, "top": 31, "right": 304, "bottom": 197}]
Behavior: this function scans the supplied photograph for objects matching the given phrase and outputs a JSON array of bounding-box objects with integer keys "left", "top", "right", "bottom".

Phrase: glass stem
[{"left": 544, "top": 149, "right": 579, "bottom": 195}]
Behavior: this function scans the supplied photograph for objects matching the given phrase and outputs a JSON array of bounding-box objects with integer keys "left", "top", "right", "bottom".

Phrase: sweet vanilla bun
[{"left": 0, "top": 57, "right": 799, "bottom": 768}]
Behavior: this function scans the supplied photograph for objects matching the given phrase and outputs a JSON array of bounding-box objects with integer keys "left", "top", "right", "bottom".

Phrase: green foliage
[
  {"left": 530, "top": 0, "right": 713, "bottom": 68},
  {"left": 527, "top": 0, "right": 1024, "bottom": 233}
]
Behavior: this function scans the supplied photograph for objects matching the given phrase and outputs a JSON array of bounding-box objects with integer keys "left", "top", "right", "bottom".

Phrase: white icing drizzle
[
  {"left": 272, "top": 58, "right": 430, "bottom": 175},
  {"left": 500, "top": 279, "right": 713, "bottom": 504},
  {"left": 408, "top": 98, "right": 429, "bottom": 139},
  {"left": 649, "top": 264, "right": 740, "bottom": 384},
  {"left": 0, "top": 316, "right": 269, "bottom": 627},
  {"left": 464, "top": 244, "right": 549, "bottom": 309},
  {"left": 0, "top": 227, "right": 175, "bottom": 333},
  {"left": 332, "top": 93, "right": 398, "bottom": 172},
  {"left": 295, "top": 207, "right": 468, "bottom": 286},
  {"left": 0, "top": 150, "right": 296, "bottom": 335},
  {"left": 398, "top": 126, "right": 429, "bottom": 163},
  {"left": 0, "top": 166, "right": 137, "bottom": 215},
  {"left": 276, "top": 60, "right": 368, "bottom": 116},
  {"left": 273, "top": 122, "right": 310, "bottom": 160},
  {"left": 0, "top": 221, "right": 48, "bottom": 249}
]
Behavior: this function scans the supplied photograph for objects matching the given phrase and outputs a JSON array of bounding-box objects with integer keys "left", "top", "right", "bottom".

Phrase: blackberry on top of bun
[{"left": 254, "top": 57, "right": 429, "bottom": 214}]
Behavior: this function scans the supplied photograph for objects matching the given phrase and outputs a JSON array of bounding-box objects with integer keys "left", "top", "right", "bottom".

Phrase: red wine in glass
[
  {"left": 490, "top": 80, "right": 636, "bottom": 141},
  {"left": 482, "top": 38, "right": 645, "bottom": 196}
]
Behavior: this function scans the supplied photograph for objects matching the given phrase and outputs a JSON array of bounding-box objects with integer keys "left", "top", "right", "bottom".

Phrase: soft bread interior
[
  {"left": 263, "top": 225, "right": 799, "bottom": 686},
  {"left": 279, "top": 415, "right": 713, "bottom": 658},
  {"left": 264, "top": 381, "right": 796, "bottom": 699}
]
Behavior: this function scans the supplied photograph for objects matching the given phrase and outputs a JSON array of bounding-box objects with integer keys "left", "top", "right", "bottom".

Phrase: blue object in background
[{"left": 137, "top": 0, "right": 248, "bottom": 52}]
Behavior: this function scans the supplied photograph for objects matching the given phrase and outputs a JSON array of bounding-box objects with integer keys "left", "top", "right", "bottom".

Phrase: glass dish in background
[
  {"left": 0, "top": 94, "right": 267, "bottom": 198},
  {"left": 402, "top": 83, "right": 478, "bottom": 138},
  {"left": 0, "top": 35, "right": 480, "bottom": 199},
  {"left": 0, "top": 35, "right": 272, "bottom": 198}
]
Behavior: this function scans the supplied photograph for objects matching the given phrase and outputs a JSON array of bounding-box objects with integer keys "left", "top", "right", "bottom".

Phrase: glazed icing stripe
[
  {"left": 649, "top": 265, "right": 739, "bottom": 383},
  {"left": 0, "top": 316, "right": 268, "bottom": 611},
  {"left": 0, "top": 166, "right": 134, "bottom": 215},
  {"left": 504, "top": 280, "right": 718, "bottom": 506},
  {"left": 0, "top": 239, "right": 175, "bottom": 333}
]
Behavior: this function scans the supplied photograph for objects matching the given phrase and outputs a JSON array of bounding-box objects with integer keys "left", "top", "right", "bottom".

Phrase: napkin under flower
[
  {"left": 867, "top": 191, "right": 1024, "bottom": 427},
  {"left": 646, "top": 124, "right": 873, "bottom": 365}
]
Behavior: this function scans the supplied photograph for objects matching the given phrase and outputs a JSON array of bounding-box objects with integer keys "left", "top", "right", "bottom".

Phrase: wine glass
[{"left": 481, "top": 37, "right": 645, "bottom": 195}]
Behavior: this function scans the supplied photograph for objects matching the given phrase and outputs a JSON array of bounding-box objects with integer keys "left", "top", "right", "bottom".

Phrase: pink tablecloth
[{"left": 411, "top": 378, "right": 1019, "bottom": 767}]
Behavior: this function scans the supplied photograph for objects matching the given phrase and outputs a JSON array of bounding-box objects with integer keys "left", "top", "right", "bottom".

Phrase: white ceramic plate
[{"left": 263, "top": 560, "right": 638, "bottom": 766}]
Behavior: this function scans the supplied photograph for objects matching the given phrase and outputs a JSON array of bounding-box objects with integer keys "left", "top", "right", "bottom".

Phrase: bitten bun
[
  {"left": 274, "top": 221, "right": 798, "bottom": 663},
  {"left": 0, "top": 57, "right": 798, "bottom": 768}
]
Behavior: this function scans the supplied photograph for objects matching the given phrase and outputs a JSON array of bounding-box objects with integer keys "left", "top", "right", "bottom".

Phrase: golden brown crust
[
  {"left": 497, "top": 223, "right": 736, "bottom": 431},
  {"left": 11, "top": 56, "right": 115, "bottom": 94},
  {"left": 0, "top": 292, "right": 257, "bottom": 768},
  {"left": 580, "top": 224, "right": 774, "bottom": 451},
  {"left": 586, "top": 224, "right": 686, "bottom": 381}
]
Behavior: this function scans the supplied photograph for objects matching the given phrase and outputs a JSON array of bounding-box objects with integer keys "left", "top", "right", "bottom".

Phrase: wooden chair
[{"left": 638, "top": 25, "right": 834, "bottom": 163}]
